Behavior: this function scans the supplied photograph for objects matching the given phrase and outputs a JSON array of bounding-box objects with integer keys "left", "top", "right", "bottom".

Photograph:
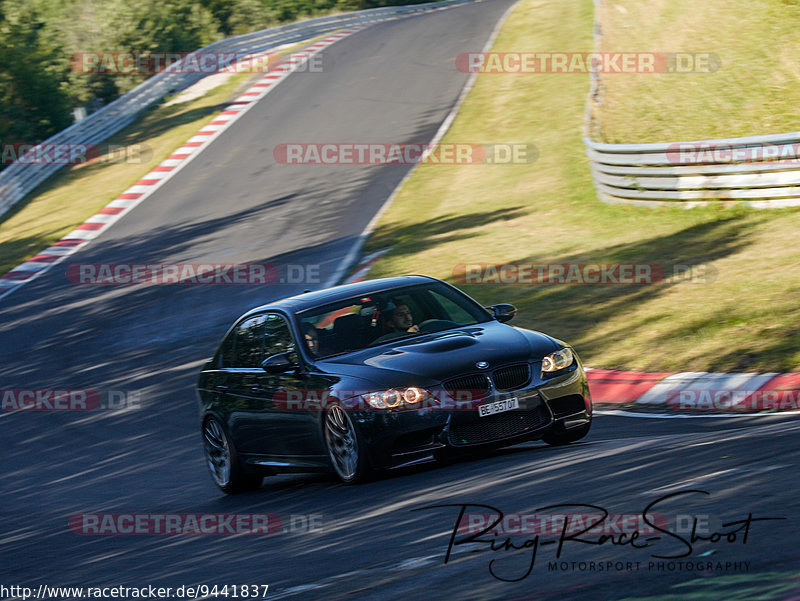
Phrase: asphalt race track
[{"left": 1, "top": 0, "right": 799, "bottom": 599}]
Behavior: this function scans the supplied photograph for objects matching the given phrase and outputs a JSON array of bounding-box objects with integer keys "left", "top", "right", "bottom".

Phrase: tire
[
  {"left": 323, "top": 405, "right": 372, "bottom": 484},
  {"left": 202, "top": 417, "right": 263, "bottom": 494},
  {"left": 542, "top": 422, "right": 591, "bottom": 446}
]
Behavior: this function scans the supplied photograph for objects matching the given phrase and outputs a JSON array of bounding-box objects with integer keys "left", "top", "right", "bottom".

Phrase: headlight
[
  {"left": 541, "top": 347, "right": 574, "bottom": 374},
  {"left": 363, "top": 387, "right": 428, "bottom": 409}
]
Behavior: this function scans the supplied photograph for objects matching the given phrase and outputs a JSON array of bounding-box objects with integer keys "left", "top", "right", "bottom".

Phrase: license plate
[{"left": 478, "top": 397, "right": 519, "bottom": 418}]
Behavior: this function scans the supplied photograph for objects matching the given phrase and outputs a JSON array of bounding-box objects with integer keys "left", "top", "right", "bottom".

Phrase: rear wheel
[
  {"left": 203, "top": 417, "right": 263, "bottom": 494},
  {"left": 324, "top": 405, "right": 372, "bottom": 484},
  {"left": 542, "top": 422, "right": 591, "bottom": 446}
]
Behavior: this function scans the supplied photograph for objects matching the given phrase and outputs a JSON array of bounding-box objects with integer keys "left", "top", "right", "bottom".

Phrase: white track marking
[{"left": 594, "top": 409, "right": 800, "bottom": 418}]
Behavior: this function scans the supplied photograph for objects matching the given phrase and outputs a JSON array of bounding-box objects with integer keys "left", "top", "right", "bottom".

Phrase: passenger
[{"left": 303, "top": 322, "right": 322, "bottom": 356}]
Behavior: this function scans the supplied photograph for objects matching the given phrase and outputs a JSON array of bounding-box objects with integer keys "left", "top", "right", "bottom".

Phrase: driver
[{"left": 384, "top": 302, "right": 419, "bottom": 334}]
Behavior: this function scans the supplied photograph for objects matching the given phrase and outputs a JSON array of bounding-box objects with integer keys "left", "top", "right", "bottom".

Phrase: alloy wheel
[
  {"left": 203, "top": 419, "right": 231, "bottom": 487},
  {"left": 324, "top": 405, "right": 360, "bottom": 481}
]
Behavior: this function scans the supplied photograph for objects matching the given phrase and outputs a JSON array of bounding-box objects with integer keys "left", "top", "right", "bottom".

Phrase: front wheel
[
  {"left": 324, "top": 405, "right": 372, "bottom": 484},
  {"left": 203, "top": 417, "right": 263, "bottom": 494},
  {"left": 542, "top": 422, "right": 591, "bottom": 446}
]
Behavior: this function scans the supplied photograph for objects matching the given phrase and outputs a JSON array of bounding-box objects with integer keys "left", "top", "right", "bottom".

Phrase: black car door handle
[
  {"left": 251, "top": 387, "right": 268, "bottom": 393},
  {"left": 215, "top": 385, "right": 229, "bottom": 391}
]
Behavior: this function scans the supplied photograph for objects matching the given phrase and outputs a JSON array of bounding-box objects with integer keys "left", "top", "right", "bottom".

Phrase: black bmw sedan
[{"left": 197, "top": 275, "right": 591, "bottom": 492}]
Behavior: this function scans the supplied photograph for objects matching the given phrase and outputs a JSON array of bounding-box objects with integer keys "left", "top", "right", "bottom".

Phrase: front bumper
[{"left": 353, "top": 360, "right": 591, "bottom": 470}]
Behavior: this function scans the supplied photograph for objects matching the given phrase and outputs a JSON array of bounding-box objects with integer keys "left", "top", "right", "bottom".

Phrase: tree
[{"left": 0, "top": 0, "right": 72, "bottom": 151}]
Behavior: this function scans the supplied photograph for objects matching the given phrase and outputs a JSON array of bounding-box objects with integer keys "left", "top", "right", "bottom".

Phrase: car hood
[{"left": 317, "top": 321, "right": 559, "bottom": 388}]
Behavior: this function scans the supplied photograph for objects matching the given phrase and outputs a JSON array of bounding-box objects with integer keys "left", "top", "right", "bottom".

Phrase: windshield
[{"left": 297, "top": 282, "right": 492, "bottom": 359}]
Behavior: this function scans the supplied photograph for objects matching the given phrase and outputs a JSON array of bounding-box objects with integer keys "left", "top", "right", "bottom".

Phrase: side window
[
  {"left": 233, "top": 315, "right": 265, "bottom": 368},
  {"left": 429, "top": 291, "right": 475, "bottom": 324},
  {"left": 218, "top": 329, "right": 237, "bottom": 368},
  {"left": 263, "top": 314, "right": 297, "bottom": 361}
]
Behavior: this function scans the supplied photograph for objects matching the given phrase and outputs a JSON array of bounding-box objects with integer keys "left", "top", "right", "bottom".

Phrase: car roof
[{"left": 241, "top": 275, "right": 440, "bottom": 318}]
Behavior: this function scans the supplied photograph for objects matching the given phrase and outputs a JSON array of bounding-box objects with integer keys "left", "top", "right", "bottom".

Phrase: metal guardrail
[
  {"left": 584, "top": 0, "right": 800, "bottom": 209},
  {"left": 584, "top": 133, "right": 800, "bottom": 208},
  {"left": 0, "top": 0, "right": 465, "bottom": 218}
]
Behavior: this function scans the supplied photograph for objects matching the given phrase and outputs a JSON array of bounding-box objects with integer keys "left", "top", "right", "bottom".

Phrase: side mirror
[
  {"left": 486, "top": 303, "right": 517, "bottom": 323},
  {"left": 261, "top": 353, "right": 295, "bottom": 374}
]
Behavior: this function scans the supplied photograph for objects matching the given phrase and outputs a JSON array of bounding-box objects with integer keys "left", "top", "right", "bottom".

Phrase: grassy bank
[
  {"left": 594, "top": 0, "right": 800, "bottom": 142},
  {"left": 362, "top": 0, "right": 800, "bottom": 372}
]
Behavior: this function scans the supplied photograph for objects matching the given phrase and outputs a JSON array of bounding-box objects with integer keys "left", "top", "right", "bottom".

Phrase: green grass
[
  {"left": 594, "top": 0, "right": 800, "bottom": 142},
  {"left": 362, "top": 0, "right": 800, "bottom": 372}
]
